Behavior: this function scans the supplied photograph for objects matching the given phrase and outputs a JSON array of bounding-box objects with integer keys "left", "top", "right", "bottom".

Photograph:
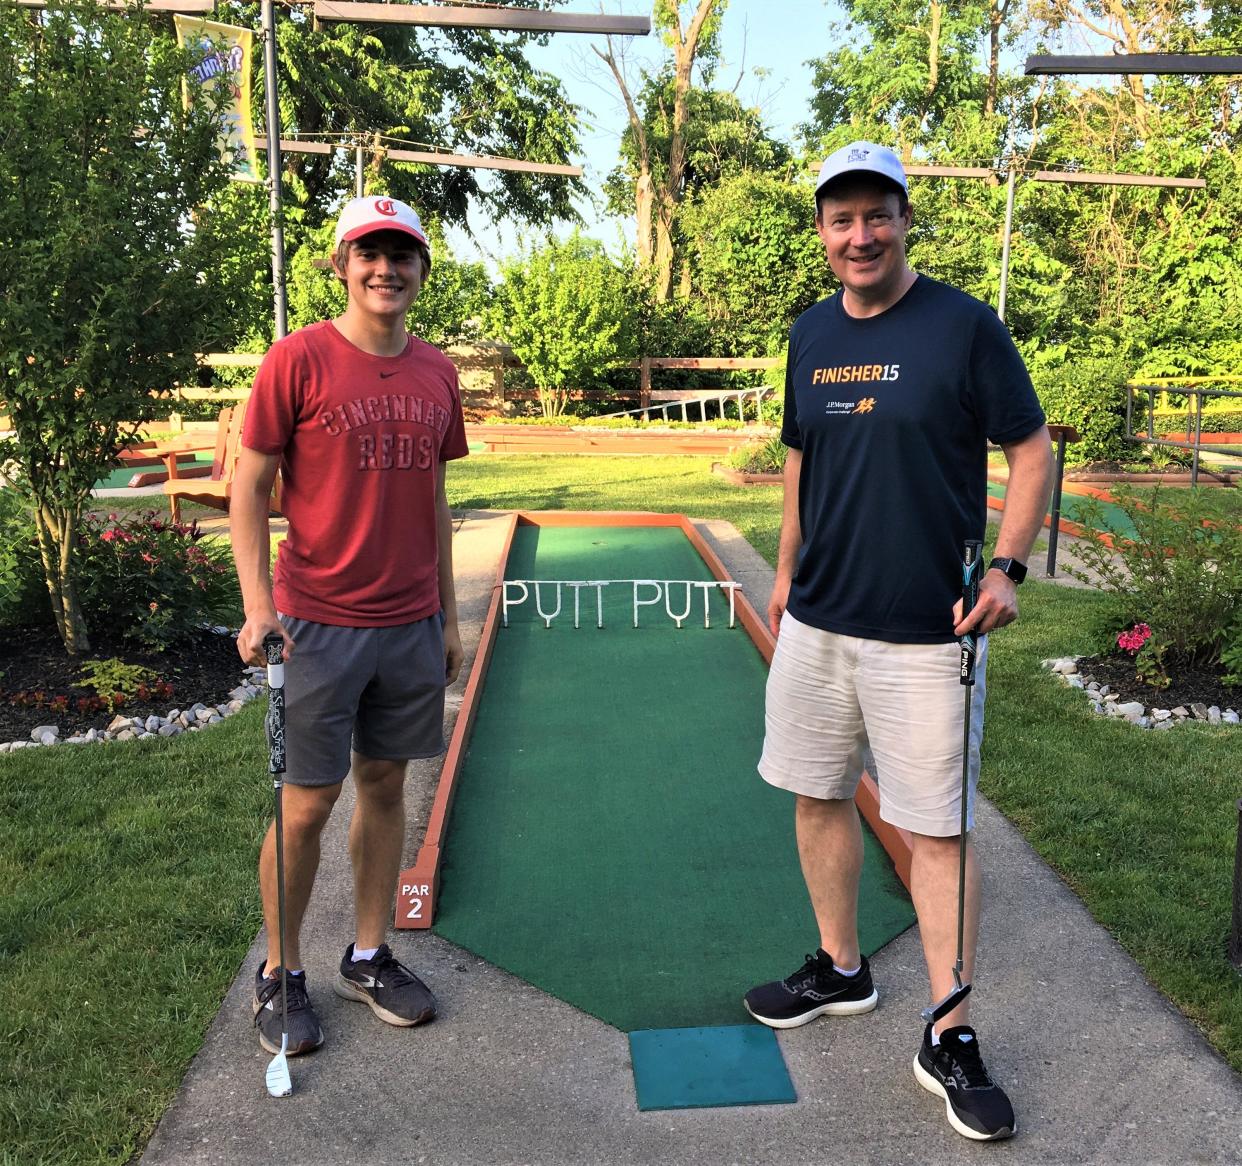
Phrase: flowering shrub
[
  {"left": 1067, "top": 485, "right": 1242, "bottom": 674},
  {"left": 74, "top": 511, "right": 240, "bottom": 650}
]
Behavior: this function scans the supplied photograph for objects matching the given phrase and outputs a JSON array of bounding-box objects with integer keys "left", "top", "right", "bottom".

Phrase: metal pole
[
  {"left": 1045, "top": 430, "right": 1067, "bottom": 577},
  {"left": 355, "top": 141, "right": 365, "bottom": 197},
  {"left": 261, "top": 0, "right": 288, "bottom": 339},
  {"left": 997, "top": 167, "right": 1017, "bottom": 322},
  {"left": 1192, "top": 389, "right": 1203, "bottom": 487}
]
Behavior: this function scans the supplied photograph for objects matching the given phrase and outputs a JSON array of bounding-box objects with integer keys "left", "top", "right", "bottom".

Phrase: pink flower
[
  {"left": 100, "top": 529, "right": 118, "bottom": 542},
  {"left": 1117, "top": 623, "right": 1153, "bottom": 655}
]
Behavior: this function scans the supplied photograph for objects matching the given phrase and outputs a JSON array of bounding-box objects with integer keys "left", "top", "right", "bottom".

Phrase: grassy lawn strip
[
  {"left": 3, "top": 455, "right": 1236, "bottom": 1163},
  {"left": 0, "top": 708, "right": 267, "bottom": 1165}
]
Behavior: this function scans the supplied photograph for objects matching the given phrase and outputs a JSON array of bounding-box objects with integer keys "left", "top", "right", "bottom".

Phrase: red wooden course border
[{"left": 394, "top": 510, "right": 913, "bottom": 929}]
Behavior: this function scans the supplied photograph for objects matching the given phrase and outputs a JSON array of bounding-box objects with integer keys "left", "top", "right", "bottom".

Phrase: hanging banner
[{"left": 174, "top": 15, "right": 260, "bottom": 184}]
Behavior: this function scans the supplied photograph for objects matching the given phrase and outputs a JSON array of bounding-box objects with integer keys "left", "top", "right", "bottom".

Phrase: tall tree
[
  {"left": 487, "top": 233, "right": 636, "bottom": 418},
  {"left": 594, "top": 0, "right": 726, "bottom": 301},
  {"left": 0, "top": 0, "right": 239, "bottom": 653}
]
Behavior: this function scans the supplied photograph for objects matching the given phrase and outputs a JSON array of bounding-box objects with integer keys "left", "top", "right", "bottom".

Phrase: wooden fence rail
[{"left": 173, "top": 352, "right": 784, "bottom": 406}]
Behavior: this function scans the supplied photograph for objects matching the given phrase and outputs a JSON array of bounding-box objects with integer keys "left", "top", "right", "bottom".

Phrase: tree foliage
[
  {"left": 487, "top": 234, "right": 636, "bottom": 417},
  {"left": 0, "top": 0, "right": 240, "bottom": 653},
  {"left": 796, "top": 0, "right": 1242, "bottom": 464},
  {"left": 213, "top": 0, "right": 589, "bottom": 348},
  {"left": 679, "top": 173, "right": 824, "bottom": 355}
]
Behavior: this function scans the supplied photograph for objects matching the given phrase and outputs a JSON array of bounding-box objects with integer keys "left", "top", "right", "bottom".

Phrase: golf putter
[
  {"left": 921, "top": 538, "right": 983, "bottom": 1027},
  {"left": 263, "top": 633, "right": 293, "bottom": 1099}
]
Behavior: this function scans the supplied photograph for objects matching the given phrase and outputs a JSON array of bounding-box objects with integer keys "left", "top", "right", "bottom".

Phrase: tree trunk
[
  {"left": 985, "top": 1, "right": 1006, "bottom": 116},
  {"left": 635, "top": 171, "right": 655, "bottom": 268},
  {"left": 33, "top": 501, "right": 90, "bottom": 655}
]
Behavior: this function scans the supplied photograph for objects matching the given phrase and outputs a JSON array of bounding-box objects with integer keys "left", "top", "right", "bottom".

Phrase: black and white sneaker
[
  {"left": 253, "top": 964, "right": 324, "bottom": 1056},
  {"left": 334, "top": 943, "right": 437, "bottom": 1027},
  {"left": 744, "top": 949, "right": 878, "bottom": 1028},
  {"left": 913, "top": 1024, "right": 1016, "bottom": 1141}
]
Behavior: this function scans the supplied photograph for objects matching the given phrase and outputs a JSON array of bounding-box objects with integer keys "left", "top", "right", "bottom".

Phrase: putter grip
[
  {"left": 960, "top": 540, "right": 983, "bottom": 687},
  {"left": 263, "top": 634, "right": 286, "bottom": 775}
]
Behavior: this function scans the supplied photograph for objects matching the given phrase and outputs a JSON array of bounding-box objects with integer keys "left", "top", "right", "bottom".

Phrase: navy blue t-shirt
[{"left": 781, "top": 275, "right": 1045, "bottom": 644}]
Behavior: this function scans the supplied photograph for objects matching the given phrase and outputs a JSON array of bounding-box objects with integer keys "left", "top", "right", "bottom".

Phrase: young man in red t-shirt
[{"left": 231, "top": 196, "right": 470, "bottom": 1057}]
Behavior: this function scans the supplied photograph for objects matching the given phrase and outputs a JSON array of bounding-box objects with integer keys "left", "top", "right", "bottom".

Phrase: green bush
[
  {"left": 1030, "top": 354, "right": 1130, "bottom": 466},
  {"left": 1065, "top": 486, "right": 1242, "bottom": 676},
  {"left": 0, "top": 490, "right": 47, "bottom": 627},
  {"left": 728, "top": 433, "right": 788, "bottom": 475}
]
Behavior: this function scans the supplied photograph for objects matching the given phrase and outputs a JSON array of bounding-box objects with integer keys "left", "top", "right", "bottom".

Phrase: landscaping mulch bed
[
  {"left": 1074, "top": 652, "right": 1239, "bottom": 713},
  {"left": 0, "top": 625, "right": 249, "bottom": 743}
]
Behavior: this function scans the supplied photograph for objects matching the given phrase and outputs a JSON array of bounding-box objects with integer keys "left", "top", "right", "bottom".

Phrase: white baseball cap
[
  {"left": 334, "top": 196, "right": 430, "bottom": 256},
  {"left": 814, "top": 141, "right": 908, "bottom": 199}
]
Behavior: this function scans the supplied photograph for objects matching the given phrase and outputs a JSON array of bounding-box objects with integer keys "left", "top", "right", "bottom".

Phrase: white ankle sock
[
  {"left": 833, "top": 962, "right": 861, "bottom": 977},
  {"left": 353, "top": 946, "right": 379, "bottom": 962}
]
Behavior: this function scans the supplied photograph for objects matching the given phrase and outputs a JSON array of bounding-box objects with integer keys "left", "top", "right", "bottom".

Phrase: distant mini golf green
[
  {"left": 92, "top": 453, "right": 214, "bottom": 492},
  {"left": 431, "top": 520, "right": 915, "bottom": 1033},
  {"left": 986, "top": 478, "right": 1138, "bottom": 540}
]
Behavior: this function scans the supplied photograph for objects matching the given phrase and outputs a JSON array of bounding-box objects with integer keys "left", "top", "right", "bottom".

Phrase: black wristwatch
[{"left": 988, "top": 556, "right": 1028, "bottom": 585}]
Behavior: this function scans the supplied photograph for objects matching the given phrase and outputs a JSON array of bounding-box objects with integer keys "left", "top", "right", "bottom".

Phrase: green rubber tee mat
[
  {"left": 629, "top": 1026, "right": 796, "bottom": 1110},
  {"left": 433, "top": 524, "right": 914, "bottom": 1033}
]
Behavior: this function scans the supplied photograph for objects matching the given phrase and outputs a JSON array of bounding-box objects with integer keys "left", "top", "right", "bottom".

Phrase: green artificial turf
[{"left": 432, "top": 523, "right": 914, "bottom": 1031}]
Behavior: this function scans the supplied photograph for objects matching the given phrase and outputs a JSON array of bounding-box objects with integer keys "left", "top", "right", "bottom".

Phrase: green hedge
[{"left": 1143, "top": 408, "right": 1242, "bottom": 436}]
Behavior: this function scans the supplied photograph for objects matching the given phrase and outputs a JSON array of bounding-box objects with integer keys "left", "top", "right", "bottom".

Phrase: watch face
[{"left": 991, "top": 557, "right": 1027, "bottom": 583}]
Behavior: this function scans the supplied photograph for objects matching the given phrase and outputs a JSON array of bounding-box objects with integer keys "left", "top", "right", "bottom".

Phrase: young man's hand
[
  {"left": 236, "top": 613, "right": 294, "bottom": 667},
  {"left": 443, "top": 621, "right": 464, "bottom": 685}
]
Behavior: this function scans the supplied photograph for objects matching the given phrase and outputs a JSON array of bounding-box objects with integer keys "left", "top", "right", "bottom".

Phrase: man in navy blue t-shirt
[{"left": 745, "top": 142, "right": 1055, "bottom": 1142}]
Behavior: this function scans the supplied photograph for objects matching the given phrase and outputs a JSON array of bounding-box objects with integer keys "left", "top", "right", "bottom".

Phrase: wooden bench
[{"left": 162, "top": 402, "right": 282, "bottom": 522}]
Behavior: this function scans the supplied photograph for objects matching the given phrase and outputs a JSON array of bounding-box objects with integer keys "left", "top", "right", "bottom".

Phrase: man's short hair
[{"left": 815, "top": 173, "right": 910, "bottom": 221}]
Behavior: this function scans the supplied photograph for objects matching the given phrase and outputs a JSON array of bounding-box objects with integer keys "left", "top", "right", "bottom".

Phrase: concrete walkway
[{"left": 141, "top": 511, "right": 1241, "bottom": 1166}]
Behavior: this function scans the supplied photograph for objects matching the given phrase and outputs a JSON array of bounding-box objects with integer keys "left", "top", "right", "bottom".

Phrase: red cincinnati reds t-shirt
[{"left": 243, "top": 320, "right": 470, "bottom": 627}]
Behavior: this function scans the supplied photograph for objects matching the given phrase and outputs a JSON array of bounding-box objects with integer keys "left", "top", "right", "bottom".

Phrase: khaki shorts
[
  {"left": 758, "top": 612, "right": 986, "bottom": 836},
  {"left": 278, "top": 614, "right": 447, "bottom": 788}
]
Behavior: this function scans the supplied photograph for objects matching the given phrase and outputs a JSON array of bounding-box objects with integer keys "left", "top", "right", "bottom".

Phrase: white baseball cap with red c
[{"left": 334, "top": 196, "right": 430, "bottom": 255}]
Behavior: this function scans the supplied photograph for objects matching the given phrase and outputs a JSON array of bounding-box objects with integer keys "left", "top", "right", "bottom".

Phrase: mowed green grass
[
  {"left": 0, "top": 708, "right": 268, "bottom": 1165},
  {"left": 2, "top": 454, "right": 1238, "bottom": 1162}
]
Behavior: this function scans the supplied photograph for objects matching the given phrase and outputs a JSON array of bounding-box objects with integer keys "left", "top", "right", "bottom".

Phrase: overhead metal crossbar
[
  {"left": 15, "top": 0, "right": 212, "bottom": 9},
  {"left": 1031, "top": 171, "right": 1205, "bottom": 188},
  {"left": 311, "top": 2, "right": 651, "bottom": 34},
  {"left": 1026, "top": 53, "right": 1242, "bottom": 75},
  {"left": 277, "top": 138, "right": 583, "bottom": 176}
]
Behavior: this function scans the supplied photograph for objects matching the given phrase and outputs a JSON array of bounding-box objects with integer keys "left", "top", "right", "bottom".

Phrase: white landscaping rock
[
  {"left": 30, "top": 724, "right": 59, "bottom": 741},
  {"left": 1224, "top": 710, "right": 1240, "bottom": 724}
]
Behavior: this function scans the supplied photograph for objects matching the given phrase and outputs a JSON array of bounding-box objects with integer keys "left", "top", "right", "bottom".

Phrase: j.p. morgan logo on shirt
[{"left": 811, "top": 363, "right": 897, "bottom": 415}]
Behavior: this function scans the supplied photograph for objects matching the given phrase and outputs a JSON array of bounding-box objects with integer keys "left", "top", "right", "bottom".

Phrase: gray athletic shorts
[
  {"left": 758, "top": 611, "right": 987, "bottom": 836},
  {"left": 277, "top": 613, "right": 447, "bottom": 788}
]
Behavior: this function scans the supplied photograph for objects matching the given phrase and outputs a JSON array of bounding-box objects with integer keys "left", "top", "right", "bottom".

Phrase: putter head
[
  {"left": 265, "top": 1035, "right": 292, "bottom": 1098},
  {"left": 920, "top": 981, "right": 972, "bottom": 1026}
]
